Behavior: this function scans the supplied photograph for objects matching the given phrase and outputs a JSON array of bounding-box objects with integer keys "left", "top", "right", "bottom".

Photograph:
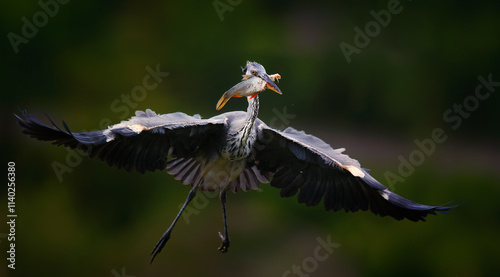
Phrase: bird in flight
[{"left": 16, "top": 61, "right": 453, "bottom": 263}]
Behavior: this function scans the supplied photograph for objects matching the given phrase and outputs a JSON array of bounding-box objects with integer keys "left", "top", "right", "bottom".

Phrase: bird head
[{"left": 216, "top": 61, "right": 282, "bottom": 110}]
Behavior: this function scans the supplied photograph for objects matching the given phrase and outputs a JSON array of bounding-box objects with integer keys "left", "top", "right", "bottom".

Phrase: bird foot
[
  {"left": 150, "top": 232, "right": 171, "bottom": 263},
  {"left": 217, "top": 232, "right": 230, "bottom": 253}
]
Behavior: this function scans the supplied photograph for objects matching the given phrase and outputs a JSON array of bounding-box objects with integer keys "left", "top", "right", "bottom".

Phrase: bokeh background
[{"left": 1, "top": 1, "right": 500, "bottom": 276}]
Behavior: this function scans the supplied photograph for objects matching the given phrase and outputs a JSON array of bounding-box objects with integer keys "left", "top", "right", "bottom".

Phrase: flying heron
[{"left": 16, "top": 61, "right": 453, "bottom": 263}]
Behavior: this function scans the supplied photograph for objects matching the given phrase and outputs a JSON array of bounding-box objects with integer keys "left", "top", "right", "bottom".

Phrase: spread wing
[
  {"left": 16, "top": 109, "right": 226, "bottom": 174},
  {"left": 253, "top": 120, "right": 452, "bottom": 222}
]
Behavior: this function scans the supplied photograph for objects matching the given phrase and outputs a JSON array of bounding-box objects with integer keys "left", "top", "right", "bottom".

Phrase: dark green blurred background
[{"left": 1, "top": 1, "right": 500, "bottom": 276}]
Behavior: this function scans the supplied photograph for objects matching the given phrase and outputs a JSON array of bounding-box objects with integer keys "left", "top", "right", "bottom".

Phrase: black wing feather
[
  {"left": 253, "top": 120, "right": 453, "bottom": 222},
  {"left": 16, "top": 109, "right": 225, "bottom": 174}
]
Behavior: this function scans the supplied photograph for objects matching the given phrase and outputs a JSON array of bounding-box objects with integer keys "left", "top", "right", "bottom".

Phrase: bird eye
[{"left": 251, "top": 70, "right": 256, "bottom": 75}]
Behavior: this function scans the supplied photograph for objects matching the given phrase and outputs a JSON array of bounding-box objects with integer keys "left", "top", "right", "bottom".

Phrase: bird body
[
  {"left": 166, "top": 101, "right": 267, "bottom": 193},
  {"left": 16, "top": 61, "right": 454, "bottom": 263}
]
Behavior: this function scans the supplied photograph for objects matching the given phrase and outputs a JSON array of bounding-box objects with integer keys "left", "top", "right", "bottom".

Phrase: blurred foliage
[{"left": 1, "top": 0, "right": 499, "bottom": 276}]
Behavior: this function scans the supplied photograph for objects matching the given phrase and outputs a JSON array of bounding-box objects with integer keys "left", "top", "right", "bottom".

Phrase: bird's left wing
[
  {"left": 253, "top": 120, "right": 452, "bottom": 221},
  {"left": 16, "top": 109, "right": 226, "bottom": 173}
]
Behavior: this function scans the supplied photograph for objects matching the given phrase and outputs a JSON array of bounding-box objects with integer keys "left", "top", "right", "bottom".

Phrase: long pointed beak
[{"left": 259, "top": 73, "right": 282, "bottom": 95}]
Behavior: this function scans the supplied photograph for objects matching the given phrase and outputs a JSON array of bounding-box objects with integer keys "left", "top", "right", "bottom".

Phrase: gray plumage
[
  {"left": 16, "top": 107, "right": 452, "bottom": 218},
  {"left": 15, "top": 61, "right": 454, "bottom": 263}
]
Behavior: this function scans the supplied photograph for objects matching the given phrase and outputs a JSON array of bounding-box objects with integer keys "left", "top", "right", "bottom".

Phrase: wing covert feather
[{"left": 253, "top": 120, "right": 452, "bottom": 221}]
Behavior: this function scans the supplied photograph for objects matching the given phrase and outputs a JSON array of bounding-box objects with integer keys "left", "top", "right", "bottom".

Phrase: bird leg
[
  {"left": 217, "top": 190, "right": 230, "bottom": 253},
  {"left": 150, "top": 184, "right": 198, "bottom": 263}
]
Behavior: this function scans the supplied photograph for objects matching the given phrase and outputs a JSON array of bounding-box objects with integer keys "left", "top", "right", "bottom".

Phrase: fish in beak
[
  {"left": 216, "top": 73, "right": 282, "bottom": 110},
  {"left": 216, "top": 80, "right": 248, "bottom": 110}
]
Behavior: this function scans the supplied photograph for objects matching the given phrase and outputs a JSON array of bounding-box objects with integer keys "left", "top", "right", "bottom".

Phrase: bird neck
[
  {"left": 221, "top": 95, "right": 259, "bottom": 161},
  {"left": 240, "top": 95, "right": 259, "bottom": 144}
]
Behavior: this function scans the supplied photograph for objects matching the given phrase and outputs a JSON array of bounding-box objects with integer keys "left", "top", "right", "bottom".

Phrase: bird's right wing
[
  {"left": 16, "top": 109, "right": 226, "bottom": 174},
  {"left": 253, "top": 120, "right": 453, "bottom": 222}
]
